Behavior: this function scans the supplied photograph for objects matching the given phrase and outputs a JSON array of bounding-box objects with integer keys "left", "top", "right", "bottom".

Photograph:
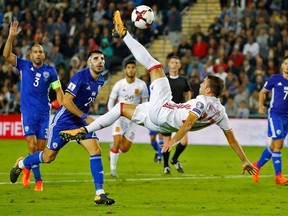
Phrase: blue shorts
[
  {"left": 46, "top": 121, "right": 98, "bottom": 151},
  {"left": 22, "top": 112, "right": 49, "bottom": 139},
  {"left": 268, "top": 114, "right": 288, "bottom": 140},
  {"left": 149, "top": 130, "right": 158, "bottom": 136}
]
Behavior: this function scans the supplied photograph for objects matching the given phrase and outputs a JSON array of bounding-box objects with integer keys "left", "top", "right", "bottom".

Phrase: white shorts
[
  {"left": 131, "top": 77, "right": 174, "bottom": 133},
  {"left": 112, "top": 116, "right": 137, "bottom": 141}
]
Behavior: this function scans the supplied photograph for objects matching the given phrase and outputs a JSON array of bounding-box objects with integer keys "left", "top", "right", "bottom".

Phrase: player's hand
[
  {"left": 258, "top": 106, "right": 266, "bottom": 115},
  {"left": 161, "top": 140, "right": 174, "bottom": 153},
  {"left": 85, "top": 116, "right": 95, "bottom": 124},
  {"left": 9, "top": 21, "right": 22, "bottom": 38},
  {"left": 242, "top": 161, "right": 258, "bottom": 175}
]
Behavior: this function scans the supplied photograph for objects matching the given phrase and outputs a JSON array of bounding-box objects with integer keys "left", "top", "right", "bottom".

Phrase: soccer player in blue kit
[
  {"left": 3, "top": 21, "right": 64, "bottom": 192},
  {"left": 252, "top": 55, "right": 288, "bottom": 185},
  {"left": 9, "top": 49, "right": 115, "bottom": 205}
]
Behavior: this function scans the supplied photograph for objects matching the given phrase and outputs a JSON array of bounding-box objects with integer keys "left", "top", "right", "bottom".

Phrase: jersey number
[
  {"left": 33, "top": 76, "right": 40, "bottom": 87},
  {"left": 284, "top": 90, "right": 288, "bottom": 100},
  {"left": 84, "top": 97, "right": 95, "bottom": 106}
]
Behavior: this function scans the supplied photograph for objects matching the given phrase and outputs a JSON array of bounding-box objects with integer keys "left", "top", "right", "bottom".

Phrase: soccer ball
[{"left": 131, "top": 5, "right": 154, "bottom": 29}]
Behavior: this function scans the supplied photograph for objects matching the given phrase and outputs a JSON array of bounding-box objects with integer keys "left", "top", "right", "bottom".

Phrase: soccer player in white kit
[
  {"left": 60, "top": 11, "right": 257, "bottom": 175},
  {"left": 108, "top": 59, "right": 149, "bottom": 177}
]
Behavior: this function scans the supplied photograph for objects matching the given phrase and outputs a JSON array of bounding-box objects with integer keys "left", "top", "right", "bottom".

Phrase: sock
[
  {"left": 123, "top": 32, "right": 161, "bottom": 70},
  {"left": 257, "top": 147, "right": 272, "bottom": 167},
  {"left": 171, "top": 143, "right": 187, "bottom": 163},
  {"left": 272, "top": 151, "right": 282, "bottom": 176},
  {"left": 158, "top": 138, "right": 163, "bottom": 159},
  {"left": 110, "top": 149, "right": 119, "bottom": 172},
  {"left": 90, "top": 154, "right": 104, "bottom": 192},
  {"left": 32, "top": 164, "right": 42, "bottom": 182},
  {"left": 150, "top": 140, "right": 159, "bottom": 152},
  {"left": 86, "top": 103, "right": 122, "bottom": 133},
  {"left": 163, "top": 151, "right": 170, "bottom": 167},
  {"left": 23, "top": 151, "right": 44, "bottom": 170}
]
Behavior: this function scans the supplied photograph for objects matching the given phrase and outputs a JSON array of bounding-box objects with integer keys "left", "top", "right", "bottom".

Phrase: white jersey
[
  {"left": 132, "top": 78, "right": 231, "bottom": 133},
  {"left": 109, "top": 77, "right": 149, "bottom": 136},
  {"left": 109, "top": 78, "right": 149, "bottom": 105}
]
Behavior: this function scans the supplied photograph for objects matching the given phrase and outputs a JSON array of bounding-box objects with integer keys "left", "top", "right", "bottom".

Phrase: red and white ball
[{"left": 131, "top": 5, "right": 155, "bottom": 29}]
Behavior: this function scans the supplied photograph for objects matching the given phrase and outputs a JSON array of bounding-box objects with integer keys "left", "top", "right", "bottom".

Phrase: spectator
[
  {"left": 167, "top": 5, "right": 182, "bottom": 47},
  {"left": 192, "top": 34, "right": 208, "bottom": 59},
  {"left": 243, "top": 36, "right": 260, "bottom": 58},
  {"left": 225, "top": 97, "right": 237, "bottom": 118},
  {"left": 249, "top": 88, "right": 260, "bottom": 115},
  {"left": 236, "top": 100, "right": 250, "bottom": 118}
]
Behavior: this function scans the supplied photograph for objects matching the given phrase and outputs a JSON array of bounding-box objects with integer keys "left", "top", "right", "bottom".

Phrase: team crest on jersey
[
  {"left": 134, "top": 88, "right": 139, "bottom": 94},
  {"left": 196, "top": 102, "right": 204, "bottom": 109},
  {"left": 277, "top": 130, "right": 281, "bottom": 135},
  {"left": 24, "top": 126, "right": 29, "bottom": 132},
  {"left": 43, "top": 72, "right": 49, "bottom": 79}
]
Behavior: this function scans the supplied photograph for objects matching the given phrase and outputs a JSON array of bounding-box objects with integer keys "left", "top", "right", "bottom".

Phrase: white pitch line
[{"left": 0, "top": 174, "right": 275, "bottom": 185}]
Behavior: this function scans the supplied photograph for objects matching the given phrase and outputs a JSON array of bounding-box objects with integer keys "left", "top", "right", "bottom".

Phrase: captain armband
[{"left": 51, "top": 80, "right": 61, "bottom": 90}]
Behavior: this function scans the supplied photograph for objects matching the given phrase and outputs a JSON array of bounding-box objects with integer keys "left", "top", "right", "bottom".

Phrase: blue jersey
[
  {"left": 55, "top": 68, "right": 104, "bottom": 126},
  {"left": 16, "top": 57, "right": 58, "bottom": 114},
  {"left": 264, "top": 73, "right": 288, "bottom": 115}
]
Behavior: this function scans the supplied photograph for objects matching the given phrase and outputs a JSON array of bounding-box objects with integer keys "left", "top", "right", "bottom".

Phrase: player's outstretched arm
[
  {"left": 223, "top": 129, "right": 258, "bottom": 175},
  {"left": 162, "top": 113, "right": 197, "bottom": 153}
]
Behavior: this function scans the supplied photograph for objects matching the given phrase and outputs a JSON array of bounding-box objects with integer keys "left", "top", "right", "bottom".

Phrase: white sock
[
  {"left": 110, "top": 150, "right": 119, "bottom": 171},
  {"left": 123, "top": 32, "right": 161, "bottom": 70},
  {"left": 19, "top": 159, "right": 25, "bottom": 169},
  {"left": 86, "top": 103, "right": 122, "bottom": 133},
  {"left": 96, "top": 189, "right": 105, "bottom": 195}
]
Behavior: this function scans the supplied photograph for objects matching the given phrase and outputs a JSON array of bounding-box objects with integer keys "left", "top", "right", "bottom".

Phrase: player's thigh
[
  {"left": 80, "top": 138, "right": 101, "bottom": 155},
  {"left": 268, "top": 116, "right": 286, "bottom": 140}
]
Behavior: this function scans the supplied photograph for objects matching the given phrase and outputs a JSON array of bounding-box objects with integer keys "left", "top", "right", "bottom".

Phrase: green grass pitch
[{"left": 1, "top": 140, "right": 288, "bottom": 216}]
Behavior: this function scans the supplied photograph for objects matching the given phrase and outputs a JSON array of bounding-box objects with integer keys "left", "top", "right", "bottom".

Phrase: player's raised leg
[{"left": 113, "top": 10, "right": 165, "bottom": 83}]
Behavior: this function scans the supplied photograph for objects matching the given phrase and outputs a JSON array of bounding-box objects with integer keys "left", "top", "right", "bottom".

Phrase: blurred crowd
[
  {"left": 0, "top": 0, "right": 189, "bottom": 114},
  {"left": 150, "top": 0, "right": 288, "bottom": 119},
  {"left": 1, "top": 0, "right": 288, "bottom": 119}
]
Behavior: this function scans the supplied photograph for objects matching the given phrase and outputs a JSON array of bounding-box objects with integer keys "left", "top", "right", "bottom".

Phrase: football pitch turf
[{"left": 1, "top": 140, "right": 288, "bottom": 216}]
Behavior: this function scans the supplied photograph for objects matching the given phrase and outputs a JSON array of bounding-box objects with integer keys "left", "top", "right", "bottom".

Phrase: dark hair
[
  {"left": 206, "top": 74, "right": 224, "bottom": 97},
  {"left": 88, "top": 50, "right": 104, "bottom": 58},
  {"left": 169, "top": 55, "right": 180, "bottom": 60},
  {"left": 282, "top": 55, "right": 288, "bottom": 63},
  {"left": 124, "top": 59, "right": 136, "bottom": 67}
]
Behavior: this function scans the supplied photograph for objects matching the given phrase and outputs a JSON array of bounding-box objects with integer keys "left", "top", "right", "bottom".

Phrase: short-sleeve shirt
[{"left": 16, "top": 57, "right": 59, "bottom": 114}]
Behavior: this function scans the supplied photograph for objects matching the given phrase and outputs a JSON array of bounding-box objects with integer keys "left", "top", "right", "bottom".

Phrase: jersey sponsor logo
[
  {"left": 68, "top": 82, "right": 76, "bottom": 91},
  {"left": 134, "top": 88, "right": 139, "bottom": 94}
]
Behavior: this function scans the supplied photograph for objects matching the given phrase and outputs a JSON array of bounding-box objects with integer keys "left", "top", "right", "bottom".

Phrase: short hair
[
  {"left": 169, "top": 55, "right": 180, "bottom": 60},
  {"left": 206, "top": 74, "right": 224, "bottom": 98},
  {"left": 282, "top": 55, "right": 288, "bottom": 63},
  {"left": 124, "top": 59, "right": 136, "bottom": 68},
  {"left": 88, "top": 50, "right": 104, "bottom": 58}
]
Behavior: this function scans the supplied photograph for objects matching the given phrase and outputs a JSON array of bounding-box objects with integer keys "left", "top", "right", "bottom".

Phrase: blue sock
[
  {"left": 158, "top": 139, "right": 163, "bottom": 158},
  {"left": 272, "top": 152, "right": 282, "bottom": 175},
  {"left": 32, "top": 164, "right": 42, "bottom": 182},
  {"left": 90, "top": 154, "right": 103, "bottom": 191},
  {"left": 151, "top": 140, "right": 159, "bottom": 152},
  {"left": 24, "top": 151, "right": 44, "bottom": 170},
  {"left": 257, "top": 147, "right": 272, "bottom": 167}
]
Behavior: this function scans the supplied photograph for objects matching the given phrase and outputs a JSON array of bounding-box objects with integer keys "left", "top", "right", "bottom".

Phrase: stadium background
[{"left": 1, "top": 0, "right": 288, "bottom": 142}]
